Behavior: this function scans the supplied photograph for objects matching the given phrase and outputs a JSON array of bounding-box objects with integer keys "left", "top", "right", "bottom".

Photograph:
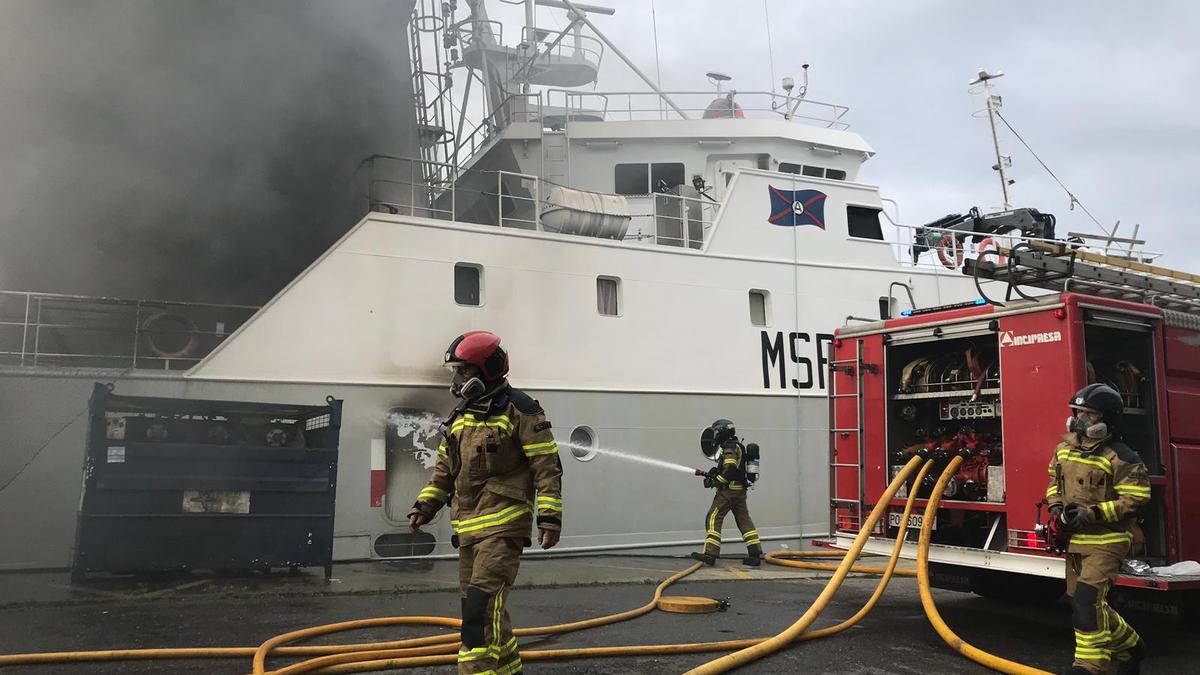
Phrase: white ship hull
[{"left": 0, "top": 201, "right": 976, "bottom": 570}]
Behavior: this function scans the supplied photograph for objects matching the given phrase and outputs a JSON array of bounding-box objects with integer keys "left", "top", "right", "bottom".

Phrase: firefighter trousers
[
  {"left": 702, "top": 488, "right": 760, "bottom": 556},
  {"left": 457, "top": 536, "right": 523, "bottom": 675},
  {"left": 1066, "top": 547, "right": 1142, "bottom": 673}
]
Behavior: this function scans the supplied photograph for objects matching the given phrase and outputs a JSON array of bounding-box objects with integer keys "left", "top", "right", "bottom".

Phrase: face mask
[
  {"left": 450, "top": 369, "right": 487, "bottom": 401},
  {"left": 1067, "top": 413, "right": 1108, "bottom": 439}
]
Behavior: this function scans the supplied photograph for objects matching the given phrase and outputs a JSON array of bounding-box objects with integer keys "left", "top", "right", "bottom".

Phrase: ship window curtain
[{"left": 597, "top": 276, "right": 620, "bottom": 316}]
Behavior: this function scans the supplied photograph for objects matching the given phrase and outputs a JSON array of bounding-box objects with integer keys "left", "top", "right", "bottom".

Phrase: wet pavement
[{"left": 0, "top": 555, "right": 1195, "bottom": 674}]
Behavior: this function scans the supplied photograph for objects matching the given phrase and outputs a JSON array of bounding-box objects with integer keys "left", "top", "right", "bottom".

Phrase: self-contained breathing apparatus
[{"left": 696, "top": 419, "right": 760, "bottom": 487}]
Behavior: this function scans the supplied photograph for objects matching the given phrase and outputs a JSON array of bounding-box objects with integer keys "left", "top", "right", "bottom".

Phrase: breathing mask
[
  {"left": 448, "top": 365, "right": 487, "bottom": 401},
  {"left": 1066, "top": 410, "right": 1108, "bottom": 439}
]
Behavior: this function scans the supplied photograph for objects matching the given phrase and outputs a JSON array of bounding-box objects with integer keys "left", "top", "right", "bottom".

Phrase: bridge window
[
  {"left": 650, "top": 163, "right": 685, "bottom": 193},
  {"left": 778, "top": 163, "right": 847, "bottom": 181},
  {"left": 847, "top": 206, "right": 884, "bottom": 241},
  {"left": 615, "top": 162, "right": 685, "bottom": 195}
]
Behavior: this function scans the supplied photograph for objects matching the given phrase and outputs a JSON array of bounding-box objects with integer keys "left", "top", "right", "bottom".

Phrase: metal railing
[
  {"left": 451, "top": 92, "right": 544, "bottom": 171},
  {"left": 364, "top": 154, "right": 720, "bottom": 249},
  {"left": 877, "top": 210, "right": 1164, "bottom": 274},
  {"left": 544, "top": 89, "right": 851, "bottom": 129},
  {"left": 622, "top": 193, "right": 717, "bottom": 249},
  {"left": 517, "top": 25, "right": 603, "bottom": 74},
  {"left": 0, "top": 291, "right": 257, "bottom": 371}
]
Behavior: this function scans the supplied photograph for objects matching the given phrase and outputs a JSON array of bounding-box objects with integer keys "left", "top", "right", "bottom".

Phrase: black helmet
[
  {"left": 711, "top": 419, "right": 736, "bottom": 445},
  {"left": 1069, "top": 383, "right": 1123, "bottom": 419},
  {"left": 1068, "top": 383, "right": 1122, "bottom": 439},
  {"left": 699, "top": 419, "right": 736, "bottom": 460}
]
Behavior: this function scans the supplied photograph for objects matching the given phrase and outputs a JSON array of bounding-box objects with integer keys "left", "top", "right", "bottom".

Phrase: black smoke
[{"left": 0, "top": 0, "right": 418, "bottom": 304}]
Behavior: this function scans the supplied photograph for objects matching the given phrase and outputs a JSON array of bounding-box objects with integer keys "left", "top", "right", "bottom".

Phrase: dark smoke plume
[{"left": 0, "top": 0, "right": 418, "bottom": 304}]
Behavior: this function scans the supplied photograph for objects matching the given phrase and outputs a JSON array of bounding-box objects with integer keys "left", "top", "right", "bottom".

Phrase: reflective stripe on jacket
[
  {"left": 411, "top": 382, "right": 563, "bottom": 547},
  {"left": 1044, "top": 433, "right": 1150, "bottom": 553}
]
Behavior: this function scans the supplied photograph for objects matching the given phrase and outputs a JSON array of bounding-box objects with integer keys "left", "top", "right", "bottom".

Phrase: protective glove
[
  {"left": 1048, "top": 504, "right": 1064, "bottom": 522},
  {"left": 1065, "top": 504, "right": 1097, "bottom": 531}
]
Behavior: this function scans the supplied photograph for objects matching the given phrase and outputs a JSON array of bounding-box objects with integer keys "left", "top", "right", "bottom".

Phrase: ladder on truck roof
[{"left": 966, "top": 240, "right": 1200, "bottom": 316}]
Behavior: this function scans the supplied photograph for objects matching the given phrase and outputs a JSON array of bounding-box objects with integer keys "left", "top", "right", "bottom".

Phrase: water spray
[{"left": 561, "top": 442, "right": 695, "bottom": 475}]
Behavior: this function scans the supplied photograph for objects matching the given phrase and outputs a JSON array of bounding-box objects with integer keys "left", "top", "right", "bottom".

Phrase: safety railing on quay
[{"left": 0, "top": 290, "right": 257, "bottom": 371}]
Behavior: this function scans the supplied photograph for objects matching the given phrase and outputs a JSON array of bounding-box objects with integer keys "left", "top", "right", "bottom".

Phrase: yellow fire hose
[
  {"left": 763, "top": 550, "right": 917, "bottom": 577},
  {"left": 257, "top": 561, "right": 706, "bottom": 675},
  {"left": 917, "top": 454, "right": 1053, "bottom": 675},
  {"left": 682, "top": 454, "right": 926, "bottom": 674},
  {"left": 260, "top": 457, "right": 936, "bottom": 675},
  {"left": 1, "top": 454, "right": 1046, "bottom": 675}
]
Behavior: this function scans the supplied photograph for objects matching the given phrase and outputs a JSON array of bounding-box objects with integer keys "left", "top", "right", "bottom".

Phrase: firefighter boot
[
  {"left": 1059, "top": 667, "right": 1091, "bottom": 675},
  {"left": 1115, "top": 640, "right": 1146, "bottom": 675},
  {"left": 690, "top": 552, "right": 717, "bottom": 566},
  {"left": 742, "top": 544, "right": 762, "bottom": 567}
]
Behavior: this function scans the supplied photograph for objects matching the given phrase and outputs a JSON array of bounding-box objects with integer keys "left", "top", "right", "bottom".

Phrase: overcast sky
[
  {"left": 1, "top": 1, "right": 1197, "bottom": 303},
  {"left": 503, "top": 0, "right": 1200, "bottom": 267}
]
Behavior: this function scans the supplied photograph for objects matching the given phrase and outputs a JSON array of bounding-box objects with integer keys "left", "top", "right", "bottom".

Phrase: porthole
[{"left": 569, "top": 426, "right": 597, "bottom": 461}]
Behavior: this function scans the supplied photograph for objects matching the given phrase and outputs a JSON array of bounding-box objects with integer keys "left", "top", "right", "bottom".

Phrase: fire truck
[{"left": 827, "top": 240, "right": 1200, "bottom": 615}]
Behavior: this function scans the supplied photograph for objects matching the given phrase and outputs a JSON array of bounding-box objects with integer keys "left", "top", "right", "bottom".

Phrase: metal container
[{"left": 72, "top": 383, "right": 342, "bottom": 581}]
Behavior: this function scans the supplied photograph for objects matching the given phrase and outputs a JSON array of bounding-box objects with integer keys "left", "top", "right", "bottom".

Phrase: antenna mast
[{"left": 969, "top": 68, "right": 1012, "bottom": 210}]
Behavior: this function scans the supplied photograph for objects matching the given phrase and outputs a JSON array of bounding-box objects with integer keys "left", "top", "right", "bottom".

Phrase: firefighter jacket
[
  {"left": 712, "top": 441, "right": 748, "bottom": 491},
  {"left": 409, "top": 382, "right": 563, "bottom": 547},
  {"left": 1045, "top": 433, "right": 1151, "bottom": 554}
]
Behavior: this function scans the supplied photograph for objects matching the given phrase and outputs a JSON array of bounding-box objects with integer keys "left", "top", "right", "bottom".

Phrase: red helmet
[{"left": 445, "top": 331, "right": 509, "bottom": 381}]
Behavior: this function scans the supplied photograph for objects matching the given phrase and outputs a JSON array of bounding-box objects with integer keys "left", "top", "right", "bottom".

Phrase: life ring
[
  {"left": 976, "top": 237, "right": 1008, "bottom": 266},
  {"left": 140, "top": 312, "right": 200, "bottom": 359},
  {"left": 936, "top": 233, "right": 963, "bottom": 270}
]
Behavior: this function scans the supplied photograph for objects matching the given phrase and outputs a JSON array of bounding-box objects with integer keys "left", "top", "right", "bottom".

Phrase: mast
[{"left": 969, "top": 68, "right": 1012, "bottom": 210}]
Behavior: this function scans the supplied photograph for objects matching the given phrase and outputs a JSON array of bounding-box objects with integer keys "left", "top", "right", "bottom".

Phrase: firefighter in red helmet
[
  {"left": 1045, "top": 383, "right": 1150, "bottom": 675},
  {"left": 408, "top": 331, "right": 563, "bottom": 675}
]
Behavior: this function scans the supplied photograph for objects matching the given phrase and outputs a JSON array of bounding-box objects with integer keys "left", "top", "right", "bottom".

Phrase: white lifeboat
[{"left": 540, "top": 186, "right": 631, "bottom": 240}]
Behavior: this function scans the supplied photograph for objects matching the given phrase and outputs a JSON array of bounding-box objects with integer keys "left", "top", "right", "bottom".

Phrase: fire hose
[
  {"left": 0, "top": 454, "right": 1044, "bottom": 674},
  {"left": 916, "top": 453, "right": 1053, "bottom": 675},
  {"left": 261, "top": 457, "right": 935, "bottom": 675}
]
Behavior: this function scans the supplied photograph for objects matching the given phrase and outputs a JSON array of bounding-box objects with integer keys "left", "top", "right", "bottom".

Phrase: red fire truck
[{"left": 827, "top": 242, "right": 1200, "bottom": 615}]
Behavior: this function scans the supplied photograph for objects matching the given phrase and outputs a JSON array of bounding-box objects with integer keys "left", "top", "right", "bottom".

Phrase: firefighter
[
  {"left": 408, "top": 331, "right": 563, "bottom": 675},
  {"left": 1045, "top": 383, "right": 1150, "bottom": 675},
  {"left": 691, "top": 420, "right": 762, "bottom": 567}
]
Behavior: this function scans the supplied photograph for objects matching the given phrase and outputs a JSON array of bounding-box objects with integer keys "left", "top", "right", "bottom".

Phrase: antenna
[
  {"left": 969, "top": 68, "right": 1013, "bottom": 210},
  {"left": 706, "top": 71, "right": 732, "bottom": 93},
  {"left": 772, "top": 63, "right": 808, "bottom": 120}
]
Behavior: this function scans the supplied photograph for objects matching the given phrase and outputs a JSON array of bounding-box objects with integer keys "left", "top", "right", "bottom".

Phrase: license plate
[{"left": 889, "top": 512, "right": 935, "bottom": 530}]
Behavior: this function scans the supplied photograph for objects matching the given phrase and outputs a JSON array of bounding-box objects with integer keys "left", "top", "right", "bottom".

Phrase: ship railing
[
  {"left": 544, "top": 89, "right": 850, "bottom": 129},
  {"left": 517, "top": 25, "right": 604, "bottom": 76},
  {"left": 451, "top": 93, "right": 544, "bottom": 170},
  {"left": 623, "top": 193, "right": 717, "bottom": 249},
  {"left": 364, "top": 155, "right": 719, "bottom": 248},
  {"left": 882, "top": 217, "right": 1165, "bottom": 273},
  {"left": 0, "top": 291, "right": 257, "bottom": 371},
  {"left": 365, "top": 155, "right": 542, "bottom": 230}
]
